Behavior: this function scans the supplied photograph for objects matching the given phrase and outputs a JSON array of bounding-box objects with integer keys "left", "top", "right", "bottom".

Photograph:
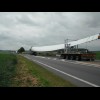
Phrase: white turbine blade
[
  {"left": 31, "top": 33, "right": 100, "bottom": 52},
  {"left": 69, "top": 33, "right": 100, "bottom": 46},
  {"left": 31, "top": 44, "right": 64, "bottom": 52}
]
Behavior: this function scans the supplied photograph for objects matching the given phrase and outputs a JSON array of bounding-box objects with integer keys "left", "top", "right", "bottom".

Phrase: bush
[{"left": 17, "top": 47, "right": 25, "bottom": 53}]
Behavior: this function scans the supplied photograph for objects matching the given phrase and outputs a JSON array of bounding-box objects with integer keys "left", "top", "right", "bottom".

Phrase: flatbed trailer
[{"left": 60, "top": 53, "right": 96, "bottom": 61}]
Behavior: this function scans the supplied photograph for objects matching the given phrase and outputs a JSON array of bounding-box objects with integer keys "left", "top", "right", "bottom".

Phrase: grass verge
[
  {"left": 0, "top": 53, "right": 75, "bottom": 87},
  {"left": 12, "top": 55, "right": 75, "bottom": 87}
]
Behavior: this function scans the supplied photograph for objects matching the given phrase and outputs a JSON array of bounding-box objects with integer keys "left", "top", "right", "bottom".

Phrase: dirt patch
[{"left": 13, "top": 76, "right": 39, "bottom": 87}]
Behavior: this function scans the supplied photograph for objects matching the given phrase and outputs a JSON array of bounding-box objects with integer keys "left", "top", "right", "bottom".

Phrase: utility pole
[{"left": 64, "top": 39, "right": 69, "bottom": 53}]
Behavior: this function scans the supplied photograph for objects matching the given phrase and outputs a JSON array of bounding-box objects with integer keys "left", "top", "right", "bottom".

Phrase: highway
[{"left": 23, "top": 54, "right": 100, "bottom": 87}]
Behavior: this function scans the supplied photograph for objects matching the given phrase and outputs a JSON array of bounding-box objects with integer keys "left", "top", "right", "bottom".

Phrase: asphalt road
[{"left": 23, "top": 54, "right": 100, "bottom": 87}]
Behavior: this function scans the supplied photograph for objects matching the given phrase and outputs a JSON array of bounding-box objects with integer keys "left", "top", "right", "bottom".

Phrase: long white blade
[
  {"left": 69, "top": 33, "right": 100, "bottom": 46},
  {"left": 31, "top": 33, "right": 100, "bottom": 52},
  {"left": 31, "top": 44, "right": 64, "bottom": 52}
]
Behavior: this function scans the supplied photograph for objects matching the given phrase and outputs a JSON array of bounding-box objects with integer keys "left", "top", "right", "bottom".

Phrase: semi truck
[
  {"left": 60, "top": 34, "right": 100, "bottom": 61},
  {"left": 60, "top": 48, "right": 96, "bottom": 61}
]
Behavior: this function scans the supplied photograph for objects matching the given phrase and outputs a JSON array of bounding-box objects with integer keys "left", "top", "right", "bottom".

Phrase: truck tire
[
  {"left": 70, "top": 56, "right": 74, "bottom": 60},
  {"left": 91, "top": 59, "right": 95, "bottom": 61},
  {"left": 76, "top": 56, "right": 81, "bottom": 61},
  {"left": 86, "top": 59, "right": 90, "bottom": 61},
  {"left": 66, "top": 55, "right": 70, "bottom": 60}
]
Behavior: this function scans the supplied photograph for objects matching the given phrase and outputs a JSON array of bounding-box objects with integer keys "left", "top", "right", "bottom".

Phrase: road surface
[{"left": 23, "top": 54, "right": 100, "bottom": 87}]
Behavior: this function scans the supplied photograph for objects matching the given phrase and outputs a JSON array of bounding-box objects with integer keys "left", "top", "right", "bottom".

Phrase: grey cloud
[
  {"left": 80, "top": 13, "right": 100, "bottom": 28},
  {"left": 0, "top": 12, "right": 100, "bottom": 51},
  {"left": 16, "top": 15, "right": 38, "bottom": 26}
]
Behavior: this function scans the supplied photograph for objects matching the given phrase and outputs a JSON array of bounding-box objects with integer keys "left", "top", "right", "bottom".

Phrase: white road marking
[
  {"left": 27, "top": 57, "right": 99, "bottom": 87},
  {"left": 53, "top": 58, "right": 57, "bottom": 60},
  {"left": 42, "top": 57, "right": 45, "bottom": 58},
  {"left": 55, "top": 58, "right": 100, "bottom": 68},
  {"left": 35, "top": 56, "right": 45, "bottom": 58},
  {"left": 64, "top": 60, "right": 100, "bottom": 68},
  {"left": 61, "top": 59, "right": 66, "bottom": 62},
  {"left": 28, "top": 55, "right": 100, "bottom": 68},
  {"left": 26, "top": 55, "right": 99, "bottom": 68},
  {"left": 75, "top": 61, "right": 100, "bottom": 67}
]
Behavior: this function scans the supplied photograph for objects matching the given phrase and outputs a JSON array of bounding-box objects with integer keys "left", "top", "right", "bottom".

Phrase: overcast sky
[{"left": 0, "top": 12, "right": 100, "bottom": 51}]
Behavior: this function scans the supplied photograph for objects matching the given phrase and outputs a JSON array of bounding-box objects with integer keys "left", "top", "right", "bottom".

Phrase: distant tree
[{"left": 17, "top": 47, "right": 25, "bottom": 53}]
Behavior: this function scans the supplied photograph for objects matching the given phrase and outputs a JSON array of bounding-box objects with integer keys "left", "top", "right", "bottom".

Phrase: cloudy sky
[{"left": 0, "top": 12, "right": 100, "bottom": 51}]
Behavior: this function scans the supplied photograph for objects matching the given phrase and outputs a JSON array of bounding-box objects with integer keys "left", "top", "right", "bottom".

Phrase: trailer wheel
[
  {"left": 86, "top": 59, "right": 90, "bottom": 61},
  {"left": 76, "top": 56, "right": 81, "bottom": 61},
  {"left": 76, "top": 56, "right": 79, "bottom": 61},
  {"left": 91, "top": 59, "right": 94, "bottom": 61},
  {"left": 70, "top": 56, "right": 74, "bottom": 60},
  {"left": 66, "top": 56, "right": 68, "bottom": 60}
]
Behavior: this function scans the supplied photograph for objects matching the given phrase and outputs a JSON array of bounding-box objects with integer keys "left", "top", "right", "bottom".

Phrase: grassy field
[
  {"left": 0, "top": 53, "right": 17, "bottom": 86},
  {"left": 95, "top": 51, "right": 100, "bottom": 60},
  {"left": 0, "top": 53, "right": 75, "bottom": 87}
]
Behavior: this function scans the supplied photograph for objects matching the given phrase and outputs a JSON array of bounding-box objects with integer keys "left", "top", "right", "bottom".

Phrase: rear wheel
[
  {"left": 70, "top": 56, "right": 74, "bottom": 60},
  {"left": 91, "top": 59, "right": 95, "bottom": 61},
  {"left": 86, "top": 59, "right": 90, "bottom": 61},
  {"left": 66, "top": 56, "right": 68, "bottom": 60},
  {"left": 76, "top": 56, "right": 81, "bottom": 61}
]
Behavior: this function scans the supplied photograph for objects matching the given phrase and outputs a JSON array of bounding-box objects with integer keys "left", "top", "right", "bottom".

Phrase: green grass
[
  {"left": 0, "top": 53, "right": 17, "bottom": 86},
  {"left": 0, "top": 53, "right": 75, "bottom": 87},
  {"left": 17, "top": 55, "right": 75, "bottom": 87},
  {"left": 95, "top": 51, "right": 100, "bottom": 60}
]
